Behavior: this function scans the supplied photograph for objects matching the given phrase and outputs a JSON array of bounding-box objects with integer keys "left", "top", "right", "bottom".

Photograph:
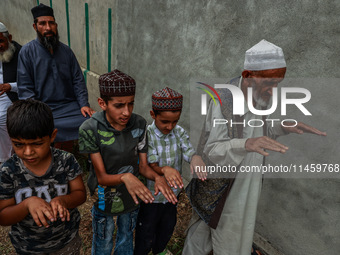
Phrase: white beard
[
  {"left": 251, "top": 81, "right": 272, "bottom": 108},
  {"left": 253, "top": 91, "right": 269, "bottom": 107},
  {"left": 0, "top": 42, "right": 15, "bottom": 63}
]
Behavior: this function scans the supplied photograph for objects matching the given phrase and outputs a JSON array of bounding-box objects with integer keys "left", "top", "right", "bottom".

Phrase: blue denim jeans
[{"left": 91, "top": 206, "right": 139, "bottom": 255}]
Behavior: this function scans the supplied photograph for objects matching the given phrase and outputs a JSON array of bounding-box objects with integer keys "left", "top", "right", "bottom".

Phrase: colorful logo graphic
[
  {"left": 196, "top": 82, "right": 311, "bottom": 117},
  {"left": 196, "top": 82, "right": 222, "bottom": 115}
]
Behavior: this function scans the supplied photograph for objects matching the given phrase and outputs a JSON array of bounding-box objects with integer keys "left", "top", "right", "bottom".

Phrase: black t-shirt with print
[{"left": 79, "top": 112, "right": 147, "bottom": 216}]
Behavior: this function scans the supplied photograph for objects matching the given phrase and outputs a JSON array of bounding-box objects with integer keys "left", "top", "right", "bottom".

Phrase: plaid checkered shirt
[{"left": 147, "top": 121, "right": 195, "bottom": 203}]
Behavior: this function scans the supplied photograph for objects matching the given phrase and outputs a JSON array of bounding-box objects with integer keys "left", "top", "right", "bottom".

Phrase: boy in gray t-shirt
[{"left": 0, "top": 99, "right": 86, "bottom": 254}]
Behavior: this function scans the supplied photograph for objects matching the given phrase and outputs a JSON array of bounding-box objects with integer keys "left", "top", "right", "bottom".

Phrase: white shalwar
[
  {"left": 0, "top": 61, "right": 16, "bottom": 162},
  {"left": 183, "top": 78, "right": 285, "bottom": 255}
]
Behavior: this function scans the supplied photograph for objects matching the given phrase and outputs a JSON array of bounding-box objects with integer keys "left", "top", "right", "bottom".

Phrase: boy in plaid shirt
[{"left": 134, "top": 87, "right": 205, "bottom": 255}]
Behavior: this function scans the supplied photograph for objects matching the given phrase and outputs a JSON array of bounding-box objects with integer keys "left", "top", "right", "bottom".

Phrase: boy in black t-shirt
[
  {"left": 78, "top": 69, "right": 177, "bottom": 255},
  {"left": 0, "top": 99, "right": 86, "bottom": 255}
]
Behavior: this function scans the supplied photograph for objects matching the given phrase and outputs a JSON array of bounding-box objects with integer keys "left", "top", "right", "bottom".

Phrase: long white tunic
[
  {"left": 0, "top": 61, "right": 16, "bottom": 162},
  {"left": 184, "top": 77, "right": 285, "bottom": 255}
]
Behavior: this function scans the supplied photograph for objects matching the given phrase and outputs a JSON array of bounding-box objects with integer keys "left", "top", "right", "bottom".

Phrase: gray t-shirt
[{"left": 0, "top": 148, "right": 82, "bottom": 254}]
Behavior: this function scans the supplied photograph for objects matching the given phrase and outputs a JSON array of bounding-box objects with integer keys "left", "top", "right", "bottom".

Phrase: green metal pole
[
  {"left": 83, "top": 70, "right": 89, "bottom": 85},
  {"left": 65, "top": 0, "right": 71, "bottom": 47},
  {"left": 108, "top": 8, "right": 112, "bottom": 72},
  {"left": 50, "top": 0, "right": 52, "bottom": 8},
  {"left": 36, "top": 0, "right": 39, "bottom": 5},
  {"left": 85, "top": 3, "right": 90, "bottom": 71}
]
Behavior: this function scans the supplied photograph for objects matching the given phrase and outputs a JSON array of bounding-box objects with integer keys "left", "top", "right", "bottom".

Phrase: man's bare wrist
[{"left": 120, "top": 173, "right": 131, "bottom": 183}]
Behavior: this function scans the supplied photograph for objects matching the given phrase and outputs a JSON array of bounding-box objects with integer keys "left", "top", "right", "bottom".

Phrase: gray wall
[
  {"left": 1, "top": 0, "right": 340, "bottom": 254},
  {"left": 116, "top": 3, "right": 340, "bottom": 254}
]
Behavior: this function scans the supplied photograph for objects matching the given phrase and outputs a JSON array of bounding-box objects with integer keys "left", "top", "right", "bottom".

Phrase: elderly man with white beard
[
  {"left": 184, "top": 40, "right": 327, "bottom": 255},
  {"left": 0, "top": 22, "right": 21, "bottom": 164}
]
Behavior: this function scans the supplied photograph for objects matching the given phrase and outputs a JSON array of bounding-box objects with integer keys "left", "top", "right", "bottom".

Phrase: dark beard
[{"left": 37, "top": 30, "right": 60, "bottom": 51}]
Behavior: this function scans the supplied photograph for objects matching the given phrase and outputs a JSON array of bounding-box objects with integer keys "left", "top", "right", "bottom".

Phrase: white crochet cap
[
  {"left": 244, "top": 39, "right": 286, "bottom": 71},
  {"left": 0, "top": 22, "right": 8, "bottom": 33}
]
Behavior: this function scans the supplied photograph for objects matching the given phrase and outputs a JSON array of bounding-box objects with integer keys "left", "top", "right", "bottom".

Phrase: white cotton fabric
[
  {"left": 0, "top": 22, "right": 8, "bottom": 33},
  {"left": 0, "top": 61, "right": 13, "bottom": 162},
  {"left": 244, "top": 39, "right": 286, "bottom": 71}
]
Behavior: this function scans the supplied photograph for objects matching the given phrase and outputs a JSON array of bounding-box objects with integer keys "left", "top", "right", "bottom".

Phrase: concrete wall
[
  {"left": 1, "top": 0, "right": 340, "bottom": 254},
  {"left": 116, "top": 2, "right": 340, "bottom": 255},
  {"left": 1, "top": 0, "right": 116, "bottom": 111}
]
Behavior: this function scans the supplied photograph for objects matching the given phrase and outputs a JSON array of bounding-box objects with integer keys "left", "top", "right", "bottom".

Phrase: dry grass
[
  {"left": 163, "top": 191, "right": 193, "bottom": 255},
  {"left": 0, "top": 147, "right": 194, "bottom": 254},
  {"left": 0, "top": 225, "right": 13, "bottom": 255},
  {"left": 0, "top": 178, "right": 193, "bottom": 255}
]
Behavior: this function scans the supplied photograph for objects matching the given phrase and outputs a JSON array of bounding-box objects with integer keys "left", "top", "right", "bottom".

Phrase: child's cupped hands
[
  {"left": 50, "top": 197, "right": 70, "bottom": 222},
  {"left": 25, "top": 196, "right": 55, "bottom": 228},
  {"left": 161, "top": 166, "right": 183, "bottom": 189},
  {"left": 154, "top": 176, "right": 178, "bottom": 204}
]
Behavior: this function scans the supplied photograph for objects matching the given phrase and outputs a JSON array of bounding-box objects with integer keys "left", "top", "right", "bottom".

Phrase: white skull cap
[
  {"left": 0, "top": 22, "right": 8, "bottom": 33},
  {"left": 244, "top": 39, "right": 286, "bottom": 71}
]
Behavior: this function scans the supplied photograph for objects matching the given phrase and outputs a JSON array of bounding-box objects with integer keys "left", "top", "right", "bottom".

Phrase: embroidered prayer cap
[
  {"left": 244, "top": 39, "right": 286, "bottom": 71},
  {"left": 0, "top": 22, "right": 8, "bottom": 33},
  {"left": 99, "top": 69, "right": 136, "bottom": 97},
  {"left": 31, "top": 4, "right": 54, "bottom": 19},
  {"left": 152, "top": 87, "right": 183, "bottom": 111}
]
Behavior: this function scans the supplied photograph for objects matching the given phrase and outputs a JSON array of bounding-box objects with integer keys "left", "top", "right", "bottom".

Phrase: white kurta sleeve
[
  {"left": 9, "top": 82, "right": 17, "bottom": 92},
  {"left": 203, "top": 100, "right": 248, "bottom": 167}
]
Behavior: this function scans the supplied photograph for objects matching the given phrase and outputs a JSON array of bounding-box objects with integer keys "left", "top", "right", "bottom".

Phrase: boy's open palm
[
  {"left": 154, "top": 176, "right": 178, "bottom": 204},
  {"left": 121, "top": 173, "right": 154, "bottom": 205},
  {"left": 162, "top": 166, "right": 183, "bottom": 189},
  {"left": 26, "top": 196, "right": 55, "bottom": 228}
]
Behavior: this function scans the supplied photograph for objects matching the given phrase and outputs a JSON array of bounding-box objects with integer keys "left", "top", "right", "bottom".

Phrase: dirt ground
[{"left": 0, "top": 182, "right": 193, "bottom": 255}]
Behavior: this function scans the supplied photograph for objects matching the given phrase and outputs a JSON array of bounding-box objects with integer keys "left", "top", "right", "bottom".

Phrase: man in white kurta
[
  {"left": 184, "top": 40, "right": 326, "bottom": 255},
  {"left": 0, "top": 63, "right": 14, "bottom": 163},
  {"left": 0, "top": 22, "right": 21, "bottom": 163},
  {"left": 0, "top": 64, "right": 14, "bottom": 163}
]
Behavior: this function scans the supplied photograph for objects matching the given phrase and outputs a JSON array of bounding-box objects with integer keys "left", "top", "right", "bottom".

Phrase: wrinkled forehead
[
  {"left": 36, "top": 16, "right": 56, "bottom": 23},
  {"left": 0, "top": 32, "right": 8, "bottom": 40},
  {"left": 249, "top": 68, "right": 286, "bottom": 88},
  {"left": 252, "top": 67, "right": 286, "bottom": 79}
]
